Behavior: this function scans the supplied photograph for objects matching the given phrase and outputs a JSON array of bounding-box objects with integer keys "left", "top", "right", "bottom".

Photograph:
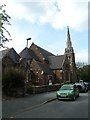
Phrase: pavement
[{"left": 2, "top": 91, "right": 57, "bottom": 118}]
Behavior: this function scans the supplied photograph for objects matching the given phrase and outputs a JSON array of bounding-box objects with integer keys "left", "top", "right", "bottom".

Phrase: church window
[
  {"left": 60, "top": 70, "right": 62, "bottom": 72},
  {"left": 41, "top": 70, "right": 44, "bottom": 74}
]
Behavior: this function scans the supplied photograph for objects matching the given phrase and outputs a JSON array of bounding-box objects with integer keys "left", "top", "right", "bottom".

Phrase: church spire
[
  {"left": 65, "top": 26, "right": 74, "bottom": 54},
  {"left": 64, "top": 26, "right": 77, "bottom": 83},
  {"left": 67, "top": 26, "right": 72, "bottom": 48}
]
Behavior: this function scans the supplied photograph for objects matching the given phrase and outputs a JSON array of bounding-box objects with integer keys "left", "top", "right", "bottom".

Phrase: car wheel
[
  {"left": 57, "top": 96, "right": 59, "bottom": 100},
  {"left": 72, "top": 96, "right": 76, "bottom": 101},
  {"left": 77, "top": 94, "right": 79, "bottom": 97},
  {"left": 84, "top": 89, "right": 87, "bottom": 93}
]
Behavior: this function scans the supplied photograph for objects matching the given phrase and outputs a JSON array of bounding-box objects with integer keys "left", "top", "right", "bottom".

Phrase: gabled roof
[
  {"left": 48, "top": 55, "right": 65, "bottom": 70},
  {"left": 1, "top": 49, "right": 9, "bottom": 58},
  {"left": 31, "top": 43, "right": 55, "bottom": 60},
  {"left": 19, "top": 47, "right": 39, "bottom": 61},
  {"left": 36, "top": 61, "right": 53, "bottom": 74},
  {"left": 1, "top": 48, "right": 20, "bottom": 63}
]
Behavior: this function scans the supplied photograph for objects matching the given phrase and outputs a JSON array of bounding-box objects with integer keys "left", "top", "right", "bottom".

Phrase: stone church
[
  {"left": 19, "top": 27, "right": 77, "bottom": 85},
  {"left": 1, "top": 27, "right": 77, "bottom": 85}
]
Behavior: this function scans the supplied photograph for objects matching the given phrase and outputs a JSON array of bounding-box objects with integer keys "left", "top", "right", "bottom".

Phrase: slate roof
[
  {"left": 1, "top": 48, "right": 20, "bottom": 63},
  {"left": 37, "top": 61, "right": 53, "bottom": 74},
  {"left": 31, "top": 43, "right": 55, "bottom": 60},
  {"left": 19, "top": 47, "right": 39, "bottom": 61},
  {"left": 1, "top": 49, "right": 9, "bottom": 58},
  {"left": 48, "top": 55, "right": 65, "bottom": 70}
]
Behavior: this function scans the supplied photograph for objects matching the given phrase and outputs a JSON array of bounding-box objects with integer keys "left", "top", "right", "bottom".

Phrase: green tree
[
  {"left": 0, "top": 4, "right": 11, "bottom": 48},
  {"left": 76, "top": 64, "right": 90, "bottom": 82}
]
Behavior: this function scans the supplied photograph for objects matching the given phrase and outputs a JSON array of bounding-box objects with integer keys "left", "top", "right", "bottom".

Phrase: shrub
[
  {"left": 26, "top": 85, "right": 33, "bottom": 94},
  {"left": 2, "top": 68, "right": 26, "bottom": 96}
]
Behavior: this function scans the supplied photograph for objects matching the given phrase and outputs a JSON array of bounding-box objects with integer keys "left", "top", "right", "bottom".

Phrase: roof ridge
[{"left": 31, "top": 42, "right": 54, "bottom": 55}]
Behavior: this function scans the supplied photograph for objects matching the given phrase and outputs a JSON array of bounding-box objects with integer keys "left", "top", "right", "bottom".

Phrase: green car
[{"left": 56, "top": 84, "right": 79, "bottom": 101}]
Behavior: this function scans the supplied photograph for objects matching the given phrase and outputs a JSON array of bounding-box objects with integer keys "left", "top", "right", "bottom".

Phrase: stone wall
[{"left": 31, "top": 84, "right": 62, "bottom": 94}]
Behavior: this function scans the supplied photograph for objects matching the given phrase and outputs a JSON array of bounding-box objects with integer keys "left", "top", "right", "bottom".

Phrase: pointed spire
[{"left": 67, "top": 26, "right": 72, "bottom": 48}]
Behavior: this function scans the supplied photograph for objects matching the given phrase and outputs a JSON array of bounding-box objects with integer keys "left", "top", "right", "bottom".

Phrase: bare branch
[{"left": 0, "top": 4, "right": 11, "bottom": 48}]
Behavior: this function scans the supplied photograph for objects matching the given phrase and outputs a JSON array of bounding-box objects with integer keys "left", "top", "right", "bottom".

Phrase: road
[
  {"left": 3, "top": 92, "right": 88, "bottom": 118},
  {"left": 2, "top": 91, "right": 56, "bottom": 118}
]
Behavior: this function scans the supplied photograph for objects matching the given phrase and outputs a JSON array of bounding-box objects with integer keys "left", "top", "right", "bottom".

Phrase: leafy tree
[
  {"left": 76, "top": 64, "right": 90, "bottom": 82},
  {"left": 0, "top": 4, "right": 11, "bottom": 48}
]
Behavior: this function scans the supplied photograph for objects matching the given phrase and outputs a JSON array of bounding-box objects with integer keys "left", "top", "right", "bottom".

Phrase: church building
[
  {"left": 1, "top": 27, "right": 77, "bottom": 85},
  {"left": 19, "top": 27, "right": 77, "bottom": 85}
]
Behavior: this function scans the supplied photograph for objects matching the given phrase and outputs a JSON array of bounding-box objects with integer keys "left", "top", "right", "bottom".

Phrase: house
[
  {"left": 1, "top": 48, "right": 20, "bottom": 69},
  {"left": 19, "top": 27, "right": 77, "bottom": 85}
]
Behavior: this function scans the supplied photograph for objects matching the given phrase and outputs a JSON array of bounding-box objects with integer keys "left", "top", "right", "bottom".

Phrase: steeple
[
  {"left": 64, "top": 26, "right": 77, "bottom": 83},
  {"left": 67, "top": 26, "right": 72, "bottom": 48},
  {"left": 65, "top": 26, "right": 74, "bottom": 54}
]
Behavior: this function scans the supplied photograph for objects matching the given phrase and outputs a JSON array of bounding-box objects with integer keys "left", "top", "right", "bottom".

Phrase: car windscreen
[{"left": 60, "top": 85, "right": 73, "bottom": 90}]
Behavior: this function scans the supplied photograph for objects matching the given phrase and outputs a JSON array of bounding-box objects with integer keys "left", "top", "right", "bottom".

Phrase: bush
[
  {"left": 2, "top": 68, "right": 26, "bottom": 96},
  {"left": 63, "top": 81, "right": 71, "bottom": 84},
  {"left": 26, "top": 85, "right": 33, "bottom": 94}
]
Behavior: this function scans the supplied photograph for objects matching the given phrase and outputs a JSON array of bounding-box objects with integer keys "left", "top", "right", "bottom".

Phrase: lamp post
[
  {"left": 26, "top": 38, "right": 31, "bottom": 48},
  {"left": 23, "top": 38, "right": 31, "bottom": 96},
  {"left": 26, "top": 38, "right": 31, "bottom": 82}
]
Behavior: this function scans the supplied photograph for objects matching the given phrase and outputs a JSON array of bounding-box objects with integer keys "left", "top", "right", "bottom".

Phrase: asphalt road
[
  {"left": 2, "top": 91, "right": 56, "bottom": 118},
  {"left": 7, "top": 92, "right": 88, "bottom": 118}
]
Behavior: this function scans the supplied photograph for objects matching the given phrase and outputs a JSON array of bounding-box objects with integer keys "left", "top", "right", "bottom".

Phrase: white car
[{"left": 75, "top": 82, "right": 87, "bottom": 93}]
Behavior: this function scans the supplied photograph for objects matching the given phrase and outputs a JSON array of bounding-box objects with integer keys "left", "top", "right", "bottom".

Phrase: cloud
[
  {"left": 52, "top": 0, "right": 89, "bottom": 31},
  {"left": 0, "top": 0, "right": 89, "bottom": 31},
  {"left": 75, "top": 50, "right": 88, "bottom": 63},
  {"left": 0, "top": 0, "right": 88, "bottom": 63}
]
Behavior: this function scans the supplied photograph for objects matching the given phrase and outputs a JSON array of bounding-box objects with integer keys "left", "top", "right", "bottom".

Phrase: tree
[
  {"left": 76, "top": 64, "right": 90, "bottom": 82},
  {"left": 76, "top": 62, "right": 85, "bottom": 81},
  {"left": 0, "top": 4, "right": 11, "bottom": 48}
]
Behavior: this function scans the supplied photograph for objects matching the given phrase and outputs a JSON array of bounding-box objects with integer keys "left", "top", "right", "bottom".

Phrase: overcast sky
[{"left": 0, "top": 0, "right": 89, "bottom": 63}]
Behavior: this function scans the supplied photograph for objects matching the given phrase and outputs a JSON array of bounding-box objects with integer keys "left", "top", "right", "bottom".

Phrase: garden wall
[{"left": 32, "top": 84, "right": 62, "bottom": 94}]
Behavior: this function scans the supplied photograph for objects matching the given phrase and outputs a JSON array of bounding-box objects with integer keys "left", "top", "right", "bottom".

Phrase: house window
[
  {"left": 41, "top": 70, "right": 44, "bottom": 75},
  {"left": 68, "top": 56, "right": 71, "bottom": 60},
  {"left": 48, "top": 75, "right": 52, "bottom": 79},
  {"left": 48, "top": 75, "right": 53, "bottom": 85},
  {"left": 43, "top": 58, "right": 45, "bottom": 60},
  {"left": 60, "top": 70, "right": 62, "bottom": 72},
  {"left": 36, "top": 71, "right": 38, "bottom": 74},
  {"left": 36, "top": 77, "right": 39, "bottom": 82},
  {"left": 49, "top": 79, "right": 52, "bottom": 86}
]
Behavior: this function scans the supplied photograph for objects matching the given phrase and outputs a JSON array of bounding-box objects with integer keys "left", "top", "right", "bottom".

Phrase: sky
[{"left": 0, "top": 0, "right": 89, "bottom": 63}]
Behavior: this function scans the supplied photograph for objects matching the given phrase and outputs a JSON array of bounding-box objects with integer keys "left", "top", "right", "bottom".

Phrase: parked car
[
  {"left": 79, "top": 80, "right": 83, "bottom": 83},
  {"left": 56, "top": 84, "right": 79, "bottom": 101},
  {"left": 87, "top": 82, "right": 90, "bottom": 90},
  {"left": 75, "top": 82, "right": 87, "bottom": 92},
  {"left": 79, "top": 80, "right": 90, "bottom": 90},
  {"left": 83, "top": 82, "right": 89, "bottom": 91}
]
